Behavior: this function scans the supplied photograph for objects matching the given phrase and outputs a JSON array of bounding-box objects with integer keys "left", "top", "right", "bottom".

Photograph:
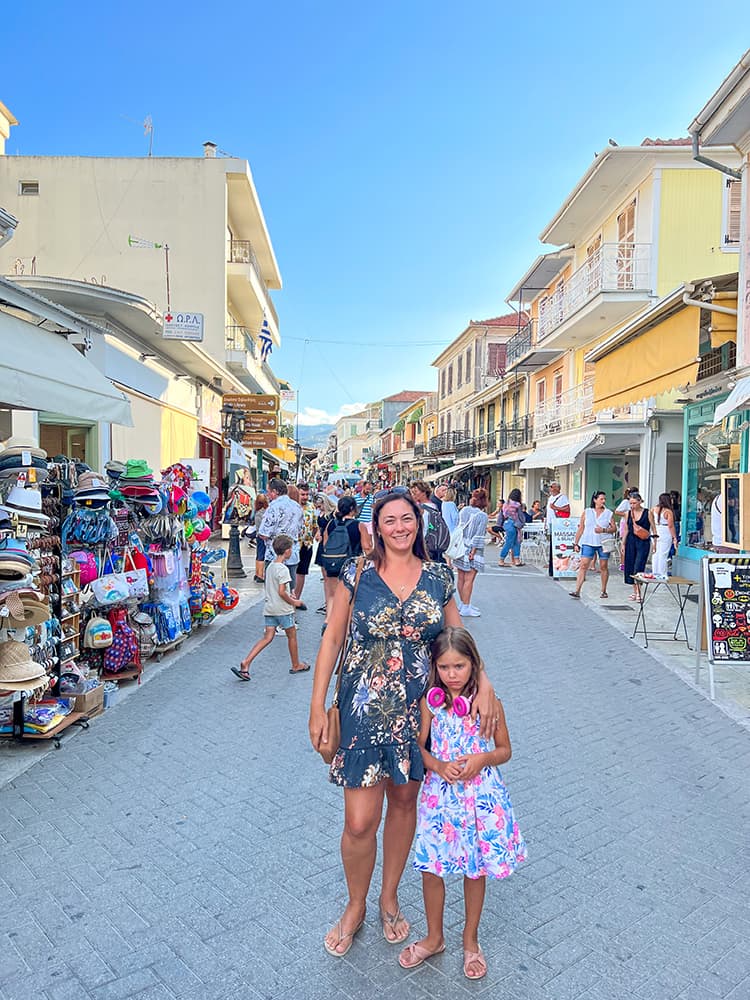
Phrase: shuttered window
[
  {"left": 486, "top": 342, "right": 507, "bottom": 376},
  {"left": 457, "top": 355, "right": 463, "bottom": 387},
  {"left": 724, "top": 179, "right": 741, "bottom": 248}
]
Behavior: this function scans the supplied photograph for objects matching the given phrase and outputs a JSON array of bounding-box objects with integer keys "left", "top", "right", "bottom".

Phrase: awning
[
  {"left": 592, "top": 307, "right": 700, "bottom": 411},
  {"left": 520, "top": 431, "right": 598, "bottom": 470},
  {"left": 424, "top": 462, "right": 472, "bottom": 483},
  {"left": 199, "top": 426, "right": 224, "bottom": 446},
  {"left": 1, "top": 313, "right": 132, "bottom": 425},
  {"left": 713, "top": 375, "right": 750, "bottom": 423}
]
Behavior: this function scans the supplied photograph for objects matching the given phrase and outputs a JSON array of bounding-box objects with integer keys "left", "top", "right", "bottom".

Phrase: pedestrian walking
[
  {"left": 545, "top": 481, "right": 570, "bottom": 576},
  {"left": 308, "top": 490, "right": 500, "bottom": 958},
  {"left": 253, "top": 494, "right": 269, "bottom": 584},
  {"left": 569, "top": 491, "right": 616, "bottom": 599},
  {"left": 497, "top": 489, "right": 525, "bottom": 568},
  {"left": 232, "top": 534, "right": 309, "bottom": 680},
  {"left": 320, "top": 496, "right": 362, "bottom": 628},
  {"left": 398, "top": 626, "right": 526, "bottom": 980},
  {"left": 440, "top": 486, "right": 460, "bottom": 533},
  {"left": 453, "top": 488, "right": 489, "bottom": 616},
  {"left": 651, "top": 492, "right": 678, "bottom": 579},
  {"left": 259, "top": 478, "right": 304, "bottom": 583},
  {"left": 294, "top": 482, "right": 317, "bottom": 599},
  {"left": 623, "top": 492, "right": 653, "bottom": 601}
]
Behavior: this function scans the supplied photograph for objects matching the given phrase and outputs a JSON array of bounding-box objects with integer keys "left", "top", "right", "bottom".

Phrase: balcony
[
  {"left": 505, "top": 320, "right": 564, "bottom": 374},
  {"left": 453, "top": 418, "right": 535, "bottom": 463},
  {"left": 537, "top": 243, "right": 652, "bottom": 349},
  {"left": 414, "top": 443, "right": 425, "bottom": 458},
  {"left": 428, "top": 431, "right": 467, "bottom": 455},
  {"left": 227, "top": 239, "right": 280, "bottom": 340},
  {"left": 535, "top": 379, "right": 647, "bottom": 438}
]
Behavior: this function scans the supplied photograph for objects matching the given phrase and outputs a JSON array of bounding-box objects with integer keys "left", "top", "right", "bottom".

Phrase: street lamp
[
  {"left": 220, "top": 402, "right": 247, "bottom": 579},
  {"left": 294, "top": 441, "right": 302, "bottom": 482}
]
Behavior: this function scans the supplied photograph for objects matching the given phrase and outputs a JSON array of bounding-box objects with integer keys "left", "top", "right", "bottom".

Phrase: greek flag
[{"left": 258, "top": 316, "right": 273, "bottom": 362}]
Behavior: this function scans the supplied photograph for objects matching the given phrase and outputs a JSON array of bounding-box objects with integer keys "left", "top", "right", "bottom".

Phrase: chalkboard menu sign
[{"left": 701, "top": 555, "right": 750, "bottom": 662}]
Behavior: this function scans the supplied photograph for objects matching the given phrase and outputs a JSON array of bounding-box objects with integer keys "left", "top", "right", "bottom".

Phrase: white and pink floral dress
[{"left": 413, "top": 702, "right": 526, "bottom": 880}]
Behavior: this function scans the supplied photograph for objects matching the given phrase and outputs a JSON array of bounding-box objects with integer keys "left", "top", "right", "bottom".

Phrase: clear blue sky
[{"left": 3, "top": 3, "right": 748, "bottom": 425}]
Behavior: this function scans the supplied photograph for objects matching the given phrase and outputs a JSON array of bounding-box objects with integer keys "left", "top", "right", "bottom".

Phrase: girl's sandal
[
  {"left": 600, "top": 591, "right": 608, "bottom": 598},
  {"left": 230, "top": 667, "right": 251, "bottom": 681},
  {"left": 398, "top": 941, "right": 446, "bottom": 969},
  {"left": 380, "top": 907, "right": 410, "bottom": 944},
  {"left": 463, "top": 947, "right": 487, "bottom": 980}
]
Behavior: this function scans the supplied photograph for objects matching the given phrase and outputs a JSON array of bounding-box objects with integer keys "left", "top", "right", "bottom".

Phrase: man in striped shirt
[{"left": 357, "top": 481, "right": 375, "bottom": 555}]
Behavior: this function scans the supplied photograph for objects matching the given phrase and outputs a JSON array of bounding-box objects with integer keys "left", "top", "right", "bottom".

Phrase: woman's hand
[
  {"left": 473, "top": 677, "right": 501, "bottom": 740},
  {"left": 455, "top": 753, "right": 487, "bottom": 782},
  {"left": 308, "top": 702, "right": 329, "bottom": 753}
]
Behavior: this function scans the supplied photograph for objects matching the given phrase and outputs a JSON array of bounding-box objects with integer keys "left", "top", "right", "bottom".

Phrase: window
[
  {"left": 487, "top": 403, "right": 495, "bottom": 430},
  {"left": 350, "top": 424, "right": 358, "bottom": 437},
  {"left": 723, "top": 179, "right": 741, "bottom": 249},
  {"left": 486, "top": 342, "right": 507, "bottom": 377},
  {"left": 586, "top": 235, "right": 602, "bottom": 293},
  {"left": 441, "top": 369, "right": 446, "bottom": 397},
  {"left": 446, "top": 412, "right": 452, "bottom": 434},
  {"left": 19, "top": 181, "right": 39, "bottom": 196},
  {"left": 464, "top": 411, "right": 470, "bottom": 433},
  {"left": 501, "top": 397, "right": 508, "bottom": 424},
  {"left": 617, "top": 199, "right": 636, "bottom": 288},
  {"left": 512, "top": 390, "right": 520, "bottom": 423},
  {"left": 466, "top": 347, "right": 472, "bottom": 384},
  {"left": 457, "top": 355, "right": 463, "bottom": 387},
  {"left": 536, "top": 380, "right": 546, "bottom": 409},
  {"left": 447, "top": 364, "right": 453, "bottom": 394},
  {"left": 478, "top": 409, "right": 485, "bottom": 436},
  {"left": 440, "top": 415, "right": 445, "bottom": 434},
  {"left": 553, "top": 372, "right": 563, "bottom": 403}
]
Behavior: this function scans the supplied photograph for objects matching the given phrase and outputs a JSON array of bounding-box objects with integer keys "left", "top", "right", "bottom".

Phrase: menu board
[
  {"left": 550, "top": 516, "right": 580, "bottom": 579},
  {"left": 701, "top": 555, "right": 750, "bottom": 662}
]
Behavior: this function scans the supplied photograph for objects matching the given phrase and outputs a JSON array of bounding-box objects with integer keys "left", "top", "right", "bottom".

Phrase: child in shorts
[{"left": 231, "top": 534, "right": 310, "bottom": 680}]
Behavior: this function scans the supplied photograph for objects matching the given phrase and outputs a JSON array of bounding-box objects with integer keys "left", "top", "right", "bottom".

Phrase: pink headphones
[{"left": 427, "top": 686, "right": 472, "bottom": 718}]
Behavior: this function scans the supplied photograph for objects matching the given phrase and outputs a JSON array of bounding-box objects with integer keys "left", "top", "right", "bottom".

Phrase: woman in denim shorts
[{"left": 569, "top": 491, "right": 616, "bottom": 599}]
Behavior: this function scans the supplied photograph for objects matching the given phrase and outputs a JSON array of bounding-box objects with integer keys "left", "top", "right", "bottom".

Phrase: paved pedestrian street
[{"left": 1, "top": 567, "right": 750, "bottom": 1000}]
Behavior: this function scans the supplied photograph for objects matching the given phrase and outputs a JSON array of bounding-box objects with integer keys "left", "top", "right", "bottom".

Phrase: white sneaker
[
  {"left": 275, "top": 626, "right": 286, "bottom": 636},
  {"left": 457, "top": 603, "right": 469, "bottom": 616},
  {"left": 463, "top": 606, "right": 481, "bottom": 617}
]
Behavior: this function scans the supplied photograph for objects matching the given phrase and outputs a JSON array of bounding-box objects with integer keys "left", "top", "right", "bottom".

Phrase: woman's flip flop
[
  {"left": 380, "top": 907, "right": 410, "bottom": 944},
  {"left": 398, "top": 941, "right": 446, "bottom": 969},
  {"left": 323, "top": 917, "right": 365, "bottom": 958},
  {"left": 230, "top": 667, "right": 251, "bottom": 681}
]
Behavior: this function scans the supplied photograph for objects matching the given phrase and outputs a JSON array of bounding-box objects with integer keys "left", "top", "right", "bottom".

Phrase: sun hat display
[
  {"left": 120, "top": 459, "right": 154, "bottom": 481},
  {"left": 0, "top": 538, "right": 36, "bottom": 580},
  {"left": 3, "top": 486, "right": 49, "bottom": 524},
  {"left": 0, "top": 437, "right": 47, "bottom": 461},
  {"left": 104, "top": 460, "right": 126, "bottom": 478},
  {"left": 0, "top": 504, "right": 13, "bottom": 531},
  {"left": 0, "top": 639, "right": 48, "bottom": 692},
  {"left": 0, "top": 588, "right": 50, "bottom": 626},
  {"left": 75, "top": 472, "right": 113, "bottom": 506}
]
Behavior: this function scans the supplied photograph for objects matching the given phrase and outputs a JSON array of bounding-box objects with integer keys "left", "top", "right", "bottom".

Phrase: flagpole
[{"left": 164, "top": 244, "right": 171, "bottom": 313}]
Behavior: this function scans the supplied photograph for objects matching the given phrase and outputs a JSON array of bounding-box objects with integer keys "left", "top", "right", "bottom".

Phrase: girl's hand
[
  {"left": 455, "top": 753, "right": 487, "bottom": 782},
  {"left": 308, "top": 704, "right": 329, "bottom": 753},
  {"left": 435, "top": 759, "right": 463, "bottom": 783}
]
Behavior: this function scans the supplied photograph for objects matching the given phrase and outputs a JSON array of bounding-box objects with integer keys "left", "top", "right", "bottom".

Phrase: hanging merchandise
[{"left": 102, "top": 608, "right": 141, "bottom": 676}]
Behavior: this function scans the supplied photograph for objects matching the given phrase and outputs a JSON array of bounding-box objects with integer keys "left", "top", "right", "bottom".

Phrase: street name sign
[
  {"left": 222, "top": 393, "right": 279, "bottom": 412},
  {"left": 242, "top": 432, "right": 278, "bottom": 448},
  {"left": 245, "top": 413, "right": 278, "bottom": 431}
]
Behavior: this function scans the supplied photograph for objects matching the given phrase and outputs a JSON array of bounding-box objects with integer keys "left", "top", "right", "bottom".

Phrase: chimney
[{"left": 203, "top": 141, "right": 217, "bottom": 158}]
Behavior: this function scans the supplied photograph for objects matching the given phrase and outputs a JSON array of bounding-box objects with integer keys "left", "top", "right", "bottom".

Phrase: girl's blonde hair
[{"left": 428, "top": 626, "right": 481, "bottom": 704}]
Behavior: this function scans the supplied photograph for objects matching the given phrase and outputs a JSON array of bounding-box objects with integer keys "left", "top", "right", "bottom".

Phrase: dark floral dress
[{"left": 329, "top": 558, "right": 456, "bottom": 788}]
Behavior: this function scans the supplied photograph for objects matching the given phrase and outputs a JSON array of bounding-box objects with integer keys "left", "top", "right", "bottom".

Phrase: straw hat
[
  {"left": 0, "top": 588, "right": 50, "bottom": 627},
  {"left": 0, "top": 640, "right": 48, "bottom": 692},
  {"left": 0, "top": 437, "right": 47, "bottom": 461}
]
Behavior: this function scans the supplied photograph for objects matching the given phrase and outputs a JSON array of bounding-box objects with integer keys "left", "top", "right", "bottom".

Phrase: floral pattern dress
[
  {"left": 329, "top": 558, "right": 455, "bottom": 788},
  {"left": 413, "top": 703, "right": 527, "bottom": 879}
]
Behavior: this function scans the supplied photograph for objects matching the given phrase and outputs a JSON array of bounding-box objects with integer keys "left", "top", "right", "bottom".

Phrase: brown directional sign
[
  {"left": 244, "top": 412, "right": 278, "bottom": 431},
  {"left": 222, "top": 393, "right": 278, "bottom": 412},
  {"left": 242, "top": 432, "right": 279, "bottom": 448}
]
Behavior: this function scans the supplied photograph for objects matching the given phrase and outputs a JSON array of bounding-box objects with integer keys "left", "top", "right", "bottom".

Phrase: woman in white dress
[
  {"left": 651, "top": 492, "right": 678, "bottom": 579},
  {"left": 452, "top": 488, "right": 489, "bottom": 617},
  {"left": 569, "top": 491, "right": 616, "bottom": 599}
]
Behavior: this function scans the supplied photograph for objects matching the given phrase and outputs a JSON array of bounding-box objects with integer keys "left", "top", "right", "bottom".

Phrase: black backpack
[
  {"left": 422, "top": 504, "right": 450, "bottom": 560},
  {"left": 321, "top": 518, "right": 356, "bottom": 575}
]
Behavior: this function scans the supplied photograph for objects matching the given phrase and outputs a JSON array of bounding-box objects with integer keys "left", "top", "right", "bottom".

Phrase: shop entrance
[
  {"left": 586, "top": 454, "right": 638, "bottom": 510},
  {"left": 39, "top": 423, "right": 94, "bottom": 463}
]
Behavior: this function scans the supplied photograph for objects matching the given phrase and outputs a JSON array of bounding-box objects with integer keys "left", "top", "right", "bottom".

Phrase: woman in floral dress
[{"left": 309, "top": 490, "right": 500, "bottom": 958}]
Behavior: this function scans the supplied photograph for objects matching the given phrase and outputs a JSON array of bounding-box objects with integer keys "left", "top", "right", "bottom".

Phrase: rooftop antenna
[{"left": 144, "top": 115, "right": 154, "bottom": 156}]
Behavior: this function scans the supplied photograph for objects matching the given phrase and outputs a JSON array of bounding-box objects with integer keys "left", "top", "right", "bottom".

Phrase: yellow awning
[{"left": 593, "top": 307, "right": 700, "bottom": 412}]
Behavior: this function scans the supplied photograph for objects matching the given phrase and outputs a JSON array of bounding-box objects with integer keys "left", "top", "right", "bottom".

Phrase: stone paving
[{"left": 1, "top": 563, "right": 750, "bottom": 999}]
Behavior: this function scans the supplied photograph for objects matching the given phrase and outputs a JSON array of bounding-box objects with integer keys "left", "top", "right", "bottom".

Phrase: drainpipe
[{"left": 690, "top": 132, "right": 741, "bottom": 181}]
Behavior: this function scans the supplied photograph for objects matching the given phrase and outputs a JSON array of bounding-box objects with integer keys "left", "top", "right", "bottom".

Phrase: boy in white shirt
[{"left": 232, "top": 534, "right": 309, "bottom": 680}]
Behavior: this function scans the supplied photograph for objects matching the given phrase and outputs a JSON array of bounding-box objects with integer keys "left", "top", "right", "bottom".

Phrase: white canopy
[
  {"left": 713, "top": 376, "right": 750, "bottom": 424},
  {"left": 0, "top": 313, "right": 132, "bottom": 425},
  {"left": 519, "top": 431, "right": 598, "bottom": 470}
]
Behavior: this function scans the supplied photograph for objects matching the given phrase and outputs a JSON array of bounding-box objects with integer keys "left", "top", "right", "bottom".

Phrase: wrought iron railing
[
  {"left": 505, "top": 321, "right": 535, "bottom": 368},
  {"left": 414, "top": 443, "right": 425, "bottom": 458},
  {"left": 534, "top": 379, "right": 646, "bottom": 437},
  {"left": 227, "top": 239, "right": 280, "bottom": 328},
  {"left": 453, "top": 417, "right": 535, "bottom": 460},
  {"left": 428, "top": 430, "right": 467, "bottom": 455},
  {"left": 225, "top": 325, "right": 256, "bottom": 356},
  {"left": 538, "top": 243, "right": 651, "bottom": 341}
]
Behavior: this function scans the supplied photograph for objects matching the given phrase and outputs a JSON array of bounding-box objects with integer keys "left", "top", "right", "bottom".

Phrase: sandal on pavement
[
  {"left": 230, "top": 667, "right": 251, "bottom": 681},
  {"left": 600, "top": 591, "right": 608, "bottom": 598},
  {"left": 463, "top": 947, "right": 487, "bottom": 980},
  {"left": 497, "top": 561, "right": 509, "bottom": 567},
  {"left": 513, "top": 562, "right": 525, "bottom": 567},
  {"left": 628, "top": 594, "right": 640, "bottom": 601},
  {"left": 569, "top": 591, "right": 580, "bottom": 599},
  {"left": 380, "top": 907, "right": 410, "bottom": 944},
  {"left": 323, "top": 916, "right": 365, "bottom": 958},
  {"left": 398, "top": 940, "right": 446, "bottom": 970},
  {"left": 289, "top": 663, "right": 311, "bottom": 674}
]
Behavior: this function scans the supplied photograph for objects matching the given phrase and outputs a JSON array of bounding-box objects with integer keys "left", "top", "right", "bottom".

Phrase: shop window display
[{"left": 684, "top": 404, "right": 746, "bottom": 551}]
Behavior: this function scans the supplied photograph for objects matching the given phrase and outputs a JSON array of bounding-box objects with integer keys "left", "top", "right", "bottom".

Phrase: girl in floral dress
[{"left": 400, "top": 627, "right": 526, "bottom": 981}]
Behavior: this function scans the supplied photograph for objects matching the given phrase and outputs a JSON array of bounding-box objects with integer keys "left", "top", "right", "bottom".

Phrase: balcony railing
[
  {"left": 534, "top": 379, "right": 647, "bottom": 437},
  {"left": 414, "top": 443, "right": 425, "bottom": 458},
  {"left": 538, "top": 243, "right": 651, "bottom": 341},
  {"left": 428, "top": 430, "right": 467, "bottom": 455},
  {"left": 225, "top": 325, "right": 256, "bottom": 356},
  {"left": 453, "top": 417, "right": 535, "bottom": 460},
  {"left": 227, "top": 239, "right": 280, "bottom": 329},
  {"left": 505, "top": 321, "right": 535, "bottom": 368}
]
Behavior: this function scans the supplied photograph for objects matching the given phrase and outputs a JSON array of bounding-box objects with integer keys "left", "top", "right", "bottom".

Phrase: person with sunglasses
[{"left": 309, "top": 489, "right": 500, "bottom": 958}]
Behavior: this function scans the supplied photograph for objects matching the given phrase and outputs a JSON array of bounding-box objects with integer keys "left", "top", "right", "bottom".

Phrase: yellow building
[{"left": 505, "top": 140, "right": 742, "bottom": 514}]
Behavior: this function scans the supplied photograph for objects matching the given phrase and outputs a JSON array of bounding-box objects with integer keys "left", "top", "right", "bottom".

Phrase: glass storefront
[{"left": 681, "top": 396, "right": 749, "bottom": 560}]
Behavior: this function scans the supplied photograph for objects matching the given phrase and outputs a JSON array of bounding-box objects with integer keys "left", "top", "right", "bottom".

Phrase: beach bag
[
  {"left": 422, "top": 505, "right": 450, "bottom": 561},
  {"left": 445, "top": 525, "right": 466, "bottom": 561},
  {"left": 91, "top": 573, "right": 130, "bottom": 606},
  {"left": 69, "top": 550, "right": 98, "bottom": 585},
  {"left": 320, "top": 519, "right": 356, "bottom": 575},
  {"left": 122, "top": 552, "right": 149, "bottom": 600},
  {"left": 103, "top": 609, "right": 140, "bottom": 674}
]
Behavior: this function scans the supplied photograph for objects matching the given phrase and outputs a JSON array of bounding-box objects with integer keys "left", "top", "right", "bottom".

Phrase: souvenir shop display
[{"left": 0, "top": 448, "right": 237, "bottom": 752}]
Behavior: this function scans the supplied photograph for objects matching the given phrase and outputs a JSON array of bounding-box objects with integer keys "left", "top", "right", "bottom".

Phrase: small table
[{"left": 631, "top": 575, "right": 696, "bottom": 649}]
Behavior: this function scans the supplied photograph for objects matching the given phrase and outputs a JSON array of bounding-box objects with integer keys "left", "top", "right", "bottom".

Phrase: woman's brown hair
[
  {"left": 470, "top": 488, "right": 488, "bottom": 509},
  {"left": 254, "top": 494, "right": 269, "bottom": 512},
  {"left": 371, "top": 491, "right": 429, "bottom": 568}
]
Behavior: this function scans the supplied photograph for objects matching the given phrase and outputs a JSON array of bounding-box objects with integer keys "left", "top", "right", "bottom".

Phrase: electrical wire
[{"left": 281, "top": 335, "right": 451, "bottom": 347}]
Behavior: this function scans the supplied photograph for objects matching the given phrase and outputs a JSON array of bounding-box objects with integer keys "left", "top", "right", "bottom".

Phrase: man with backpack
[
  {"left": 320, "top": 496, "right": 362, "bottom": 631},
  {"left": 410, "top": 481, "right": 450, "bottom": 563}
]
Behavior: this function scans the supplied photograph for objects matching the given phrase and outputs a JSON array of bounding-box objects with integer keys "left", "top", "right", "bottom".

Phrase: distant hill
[{"left": 296, "top": 424, "right": 335, "bottom": 448}]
